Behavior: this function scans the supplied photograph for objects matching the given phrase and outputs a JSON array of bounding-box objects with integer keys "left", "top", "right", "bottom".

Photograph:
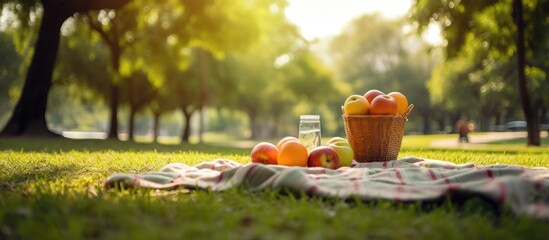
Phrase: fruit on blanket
[
  {"left": 307, "top": 146, "right": 339, "bottom": 169},
  {"left": 343, "top": 95, "right": 370, "bottom": 115},
  {"left": 387, "top": 92, "right": 408, "bottom": 115},
  {"left": 325, "top": 137, "right": 347, "bottom": 145},
  {"left": 325, "top": 137, "right": 354, "bottom": 167},
  {"left": 370, "top": 95, "right": 398, "bottom": 115},
  {"left": 363, "top": 89, "right": 385, "bottom": 103},
  {"left": 250, "top": 142, "right": 278, "bottom": 165},
  {"left": 276, "top": 136, "right": 299, "bottom": 149},
  {"left": 278, "top": 140, "right": 308, "bottom": 167}
]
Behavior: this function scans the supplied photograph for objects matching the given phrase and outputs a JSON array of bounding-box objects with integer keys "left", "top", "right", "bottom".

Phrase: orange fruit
[
  {"left": 388, "top": 92, "right": 408, "bottom": 115},
  {"left": 277, "top": 141, "right": 308, "bottom": 167},
  {"left": 276, "top": 136, "right": 299, "bottom": 149}
]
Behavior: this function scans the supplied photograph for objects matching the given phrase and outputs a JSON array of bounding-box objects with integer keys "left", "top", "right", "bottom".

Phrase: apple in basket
[
  {"left": 388, "top": 92, "right": 408, "bottom": 116},
  {"left": 363, "top": 89, "right": 385, "bottom": 103},
  {"left": 325, "top": 137, "right": 354, "bottom": 167},
  {"left": 307, "top": 146, "right": 339, "bottom": 169},
  {"left": 250, "top": 142, "right": 278, "bottom": 165},
  {"left": 370, "top": 95, "right": 398, "bottom": 115},
  {"left": 343, "top": 95, "right": 370, "bottom": 115}
]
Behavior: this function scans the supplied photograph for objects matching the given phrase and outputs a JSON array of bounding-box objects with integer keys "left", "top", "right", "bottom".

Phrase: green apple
[
  {"left": 326, "top": 137, "right": 354, "bottom": 167},
  {"left": 327, "top": 143, "right": 354, "bottom": 167},
  {"left": 326, "top": 137, "right": 347, "bottom": 145}
]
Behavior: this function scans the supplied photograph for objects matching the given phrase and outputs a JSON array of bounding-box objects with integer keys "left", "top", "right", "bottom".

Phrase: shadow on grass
[
  {"left": 0, "top": 137, "right": 250, "bottom": 155},
  {"left": 0, "top": 164, "right": 78, "bottom": 191}
]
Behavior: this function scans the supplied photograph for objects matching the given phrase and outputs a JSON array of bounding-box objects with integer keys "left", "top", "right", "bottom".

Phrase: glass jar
[{"left": 298, "top": 115, "right": 321, "bottom": 152}]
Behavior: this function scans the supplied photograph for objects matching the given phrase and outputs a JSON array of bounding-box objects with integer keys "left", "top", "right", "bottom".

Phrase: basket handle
[{"left": 403, "top": 104, "right": 414, "bottom": 119}]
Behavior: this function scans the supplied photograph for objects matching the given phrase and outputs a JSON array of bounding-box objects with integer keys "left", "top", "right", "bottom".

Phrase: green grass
[{"left": 1, "top": 136, "right": 548, "bottom": 239}]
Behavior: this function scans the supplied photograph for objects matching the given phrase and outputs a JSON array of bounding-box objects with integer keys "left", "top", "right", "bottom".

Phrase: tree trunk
[
  {"left": 197, "top": 48, "right": 208, "bottom": 143},
  {"left": 513, "top": 0, "right": 541, "bottom": 146},
  {"left": 107, "top": 47, "right": 122, "bottom": 139},
  {"left": 127, "top": 75, "right": 135, "bottom": 142},
  {"left": 152, "top": 112, "right": 160, "bottom": 143},
  {"left": 181, "top": 108, "right": 195, "bottom": 143},
  {"left": 107, "top": 84, "right": 120, "bottom": 139},
  {"left": 128, "top": 106, "right": 136, "bottom": 142},
  {"left": 0, "top": 8, "right": 68, "bottom": 137}
]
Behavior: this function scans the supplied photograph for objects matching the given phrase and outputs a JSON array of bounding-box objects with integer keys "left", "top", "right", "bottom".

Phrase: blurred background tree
[
  {"left": 1, "top": 0, "right": 547, "bottom": 146},
  {"left": 0, "top": 0, "right": 130, "bottom": 137},
  {"left": 410, "top": 0, "right": 549, "bottom": 145}
]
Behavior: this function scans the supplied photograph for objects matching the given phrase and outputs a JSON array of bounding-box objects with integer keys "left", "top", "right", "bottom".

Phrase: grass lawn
[{"left": 1, "top": 136, "right": 548, "bottom": 239}]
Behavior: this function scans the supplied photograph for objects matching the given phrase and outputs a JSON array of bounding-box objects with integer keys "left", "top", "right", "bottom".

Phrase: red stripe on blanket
[
  {"left": 307, "top": 185, "right": 317, "bottom": 195},
  {"left": 353, "top": 180, "right": 360, "bottom": 192},
  {"left": 428, "top": 169, "right": 437, "bottom": 180},
  {"left": 447, "top": 184, "right": 456, "bottom": 193},
  {"left": 486, "top": 169, "right": 494, "bottom": 179},
  {"left": 440, "top": 173, "right": 450, "bottom": 184},
  {"left": 244, "top": 165, "right": 258, "bottom": 179},
  {"left": 383, "top": 161, "right": 388, "bottom": 168},
  {"left": 216, "top": 172, "right": 224, "bottom": 184},
  {"left": 535, "top": 179, "right": 543, "bottom": 190},
  {"left": 395, "top": 185, "right": 403, "bottom": 201},
  {"left": 269, "top": 174, "right": 279, "bottom": 189},
  {"left": 394, "top": 169, "right": 405, "bottom": 185},
  {"left": 497, "top": 182, "right": 507, "bottom": 204}
]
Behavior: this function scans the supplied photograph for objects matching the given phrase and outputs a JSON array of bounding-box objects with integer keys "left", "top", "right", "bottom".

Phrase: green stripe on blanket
[{"left": 104, "top": 157, "right": 549, "bottom": 219}]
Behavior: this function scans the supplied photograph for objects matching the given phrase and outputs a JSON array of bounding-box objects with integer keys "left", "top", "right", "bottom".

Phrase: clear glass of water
[{"left": 298, "top": 115, "right": 321, "bottom": 152}]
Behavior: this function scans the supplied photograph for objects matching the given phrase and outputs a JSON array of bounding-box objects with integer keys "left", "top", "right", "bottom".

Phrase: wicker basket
[{"left": 342, "top": 105, "right": 414, "bottom": 162}]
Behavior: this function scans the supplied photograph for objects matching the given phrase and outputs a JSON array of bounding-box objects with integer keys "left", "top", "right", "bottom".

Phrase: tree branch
[{"left": 85, "top": 13, "right": 114, "bottom": 47}]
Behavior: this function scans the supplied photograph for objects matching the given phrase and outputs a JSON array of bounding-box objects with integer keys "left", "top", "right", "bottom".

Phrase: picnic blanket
[{"left": 104, "top": 157, "right": 549, "bottom": 219}]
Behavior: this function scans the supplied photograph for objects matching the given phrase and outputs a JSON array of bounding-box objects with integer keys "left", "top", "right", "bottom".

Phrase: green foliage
[
  {"left": 411, "top": 0, "right": 549, "bottom": 133},
  {"left": 207, "top": 1, "right": 341, "bottom": 138},
  {"left": 0, "top": 1, "right": 41, "bottom": 29},
  {"left": 330, "top": 14, "right": 405, "bottom": 92},
  {"left": 0, "top": 31, "right": 23, "bottom": 125}
]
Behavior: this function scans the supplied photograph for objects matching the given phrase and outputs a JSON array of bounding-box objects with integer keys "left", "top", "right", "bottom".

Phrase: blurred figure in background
[{"left": 456, "top": 116, "right": 470, "bottom": 143}]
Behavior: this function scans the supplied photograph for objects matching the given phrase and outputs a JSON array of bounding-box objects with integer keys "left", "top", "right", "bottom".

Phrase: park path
[{"left": 429, "top": 131, "right": 531, "bottom": 148}]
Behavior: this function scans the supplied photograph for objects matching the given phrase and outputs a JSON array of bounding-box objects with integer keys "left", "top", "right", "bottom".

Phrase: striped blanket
[{"left": 104, "top": 157, "right": 549, "bottom": 219}]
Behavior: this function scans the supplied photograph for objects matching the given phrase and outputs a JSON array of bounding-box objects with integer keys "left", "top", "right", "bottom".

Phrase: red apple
[
  {"left": 307, "top": 146, "right": 339, "bottom": 169},
  {"left": 250, "top": 142, "right": 278, "bottom": 164},
  {"left": 363, "top": 89, "right": 385, "bottom": 103},
  {"left": 370, "top": 95, "right": 398, "bottom": 115}
]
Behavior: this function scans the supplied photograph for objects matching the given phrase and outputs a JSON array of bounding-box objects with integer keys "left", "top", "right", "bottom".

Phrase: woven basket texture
[{"left": 342, "top": 105, "right": 413, "bottom": 162}]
